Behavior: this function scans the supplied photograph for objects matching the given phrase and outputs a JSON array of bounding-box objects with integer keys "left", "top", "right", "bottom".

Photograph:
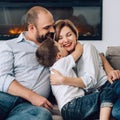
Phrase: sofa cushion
[{"left": 106, "top": 46, "right": 120, "bottom": 70}]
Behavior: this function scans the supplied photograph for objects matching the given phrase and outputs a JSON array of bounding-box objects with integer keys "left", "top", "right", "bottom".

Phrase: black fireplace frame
[{"left": 0, "top": 0, "right": 103, "bottom": 41}]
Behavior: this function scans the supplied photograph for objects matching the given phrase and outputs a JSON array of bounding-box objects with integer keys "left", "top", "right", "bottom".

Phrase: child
[{"left": 36, "top": 38, "right": 116, "bottom": 120}]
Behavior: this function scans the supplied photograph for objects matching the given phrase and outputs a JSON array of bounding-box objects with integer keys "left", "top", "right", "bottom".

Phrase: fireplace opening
[{"left": 0, "top": 0, "right": 102, "bottom": 40}]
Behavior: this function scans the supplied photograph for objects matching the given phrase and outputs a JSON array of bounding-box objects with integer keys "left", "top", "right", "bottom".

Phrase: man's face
[
  {"left": 36, "top": 31, "right": 55, "bottom": 43},
  {"left": 35, "top": 12, "right": 55, "bottom": 43}
]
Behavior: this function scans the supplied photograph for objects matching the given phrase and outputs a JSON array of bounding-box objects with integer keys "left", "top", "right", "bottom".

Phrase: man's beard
[{"left": 37, "top": 32, "right": 55, "bottom": 43}]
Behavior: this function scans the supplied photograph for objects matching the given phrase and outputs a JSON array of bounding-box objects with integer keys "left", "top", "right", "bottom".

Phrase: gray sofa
[
  {"left": 106, "top": 46, "right": 120, "bottom": 70},
  {"left": 52, "top": 46, "right": 120, "bottom": 120}
]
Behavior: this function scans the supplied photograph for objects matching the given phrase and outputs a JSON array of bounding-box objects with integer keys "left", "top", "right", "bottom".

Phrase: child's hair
[{"left": 36, "top": 38, "right": 59, "bottom": 67}]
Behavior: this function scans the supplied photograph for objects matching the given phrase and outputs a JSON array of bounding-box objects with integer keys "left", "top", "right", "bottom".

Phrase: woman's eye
[{"left": 67, "top": 33, "right": 72, "bottom": 37}]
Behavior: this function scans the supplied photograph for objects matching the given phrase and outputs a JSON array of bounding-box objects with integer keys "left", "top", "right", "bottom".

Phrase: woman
[{"left": 50, "top": 19, "right": 120, "bottom": 120}]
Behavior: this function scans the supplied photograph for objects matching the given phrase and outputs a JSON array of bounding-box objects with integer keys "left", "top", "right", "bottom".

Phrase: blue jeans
[
  {"left": 102, "top": 79, "right": 120, "bottom": 120},
  {"left": 0, "top": 92, "right": 52, "bottom": 120},
  {"left": 61, "top": 87, "right": 116, "bottom": 120}
]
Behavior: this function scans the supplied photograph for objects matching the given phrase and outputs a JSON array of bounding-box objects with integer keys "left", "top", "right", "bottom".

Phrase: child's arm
[{"left": 71, "top": 42, "right": 83, "bottom": 62}]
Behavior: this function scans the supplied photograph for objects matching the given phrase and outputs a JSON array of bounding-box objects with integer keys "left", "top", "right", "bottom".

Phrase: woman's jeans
[
  {"left": 102, "top": 79, "right": 120, "bottom": 120},
  {"left": 61, "top": 87, "right": 117, "bottom": 120},
  {"left": 0, "top": 92, "right": 52, "bottom": 120}
]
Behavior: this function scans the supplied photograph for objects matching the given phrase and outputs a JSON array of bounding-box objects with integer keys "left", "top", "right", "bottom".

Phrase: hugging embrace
[{"left": 0, "top": 5, "right": 120, "bottom": 120}]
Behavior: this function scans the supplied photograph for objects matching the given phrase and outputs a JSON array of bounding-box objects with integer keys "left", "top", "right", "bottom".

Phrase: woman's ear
[{"left": 56, "top": 53, "right": 62, "bottom": 60}]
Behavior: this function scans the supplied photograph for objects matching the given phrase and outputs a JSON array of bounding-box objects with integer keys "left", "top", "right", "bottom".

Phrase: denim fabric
[
  {"left": 0, "top": 92, "right": 52, "bottom": 120},
  {"left": 102, "top": 79, "right": 120, "bottom": 120},
  {"left": 112, "top": 97, "right": 120, "bottom": 120},
  {"left": 61, "top": 88, "right": 116, "bottom": 120}
]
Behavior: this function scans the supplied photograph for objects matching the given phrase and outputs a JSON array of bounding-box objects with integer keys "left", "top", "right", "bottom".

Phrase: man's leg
[
  {"left": 7, "top": 102, "right": 53, "bottom": 120},
  {"left": 0, "top": 92, "right": 19, "bottom": 120}
]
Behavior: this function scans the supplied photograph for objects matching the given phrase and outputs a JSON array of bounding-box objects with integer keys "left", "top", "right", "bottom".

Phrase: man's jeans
[
  {"left": 0, "top": 92, "right": 52, "bottom": 120},
  {"left": 61, "top": 87, "right": 116, "bottom": 120}
]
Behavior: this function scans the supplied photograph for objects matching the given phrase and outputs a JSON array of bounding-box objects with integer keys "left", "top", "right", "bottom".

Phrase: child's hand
[
  {"left": 75, "top": 42, "right": 83, "bottom": 53},
  {"left": 71, "top": 42, "right": 83, "bottom": 62}
]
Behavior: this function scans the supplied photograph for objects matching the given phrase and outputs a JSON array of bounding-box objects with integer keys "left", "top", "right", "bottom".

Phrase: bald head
[
  {"left": 23, "top": 6, "right": 53, "bottom": 30},
  {"left": 28, "top": 6, "right": 50, "bottom": 15}
]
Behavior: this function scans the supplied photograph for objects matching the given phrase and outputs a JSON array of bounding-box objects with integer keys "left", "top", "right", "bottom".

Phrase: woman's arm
[
  {"left": 100, "top": 53, "right": 114, "bottom": 73},
  {"left": 50, "top": 69, "right": 86, "bottom": 88},
  {"left": 100, "top": 54, "right": 120, "bottom": 83}
]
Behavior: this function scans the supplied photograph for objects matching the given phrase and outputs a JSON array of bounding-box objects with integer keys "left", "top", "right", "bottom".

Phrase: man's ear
[
  {"left": 28, "top": 23, "right": 35, "bottom": 31},
  {"left": 56, "top": 53, "right": 62, "bottom": 60}
]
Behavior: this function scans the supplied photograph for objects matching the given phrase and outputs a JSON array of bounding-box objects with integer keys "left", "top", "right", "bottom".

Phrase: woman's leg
[
  {"left": 100, "top": 107, "right": 112, "bottom": 120},
  {"left": 103, "top": 80, "right": 120, "bottom": 96},
  {"left": 94, "top": 87, "right": 116, "bottom": 120},
  {"left": 102, "top": 80, "right": 120, "bottom": 120},
  {"left": 7, "top": 102, "right": 52, "bottom": 120},
  {"left": 112, "top": 97, "right": 120, "bottom": 120}
]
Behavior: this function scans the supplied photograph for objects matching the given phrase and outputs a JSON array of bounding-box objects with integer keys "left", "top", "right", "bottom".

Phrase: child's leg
[{"left": 99, "top": 107, "right": 112, "bottom": 120}]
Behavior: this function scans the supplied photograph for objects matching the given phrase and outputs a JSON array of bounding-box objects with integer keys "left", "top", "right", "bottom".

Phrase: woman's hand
[
  {"left": 107, "top": 69, "right": 120, "bottom": 84},
  {"left": 50, "top": 69, "right": 85, "bottom": 87},
  {"left": 50, "top": 69, "right": 65, "bottom": 85}
]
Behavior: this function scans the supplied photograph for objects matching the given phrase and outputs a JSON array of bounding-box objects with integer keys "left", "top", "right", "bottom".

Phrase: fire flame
[{"left": 9, "top": 27, "right": 24, "bottom": 35}]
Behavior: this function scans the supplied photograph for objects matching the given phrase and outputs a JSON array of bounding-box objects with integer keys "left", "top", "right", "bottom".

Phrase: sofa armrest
[{"left": 106, "top": 46, "right": 120, "bottom": 70}]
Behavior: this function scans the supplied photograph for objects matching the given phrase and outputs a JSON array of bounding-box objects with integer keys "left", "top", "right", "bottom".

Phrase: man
[{"left": 0, "top": 6, "right": 54, "bottom": 120}]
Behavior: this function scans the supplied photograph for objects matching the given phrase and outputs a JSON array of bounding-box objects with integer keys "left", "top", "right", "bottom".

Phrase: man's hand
[
  {"left": 30, "top": 92, "right": 53, "bottom": 110},
  {"left": 8, "top": 80, "right": 53, "bottom": 110},
  {"left": 107, "top": 70, "right": 120, "bottom": 84}
]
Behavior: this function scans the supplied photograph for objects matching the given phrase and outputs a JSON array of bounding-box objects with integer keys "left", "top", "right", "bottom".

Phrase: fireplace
[{"left": 0, "top": 0, "right": 102, "bottom": 41}]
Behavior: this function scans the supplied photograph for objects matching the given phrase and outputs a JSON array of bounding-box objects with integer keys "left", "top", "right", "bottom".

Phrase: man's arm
[
  {"left": 8, "top": 80, "right": 53, "bottom": 110},
  {"left": 100, "top": 54, "right": 120, "bottom": 83},
  {"left": 0, "top": 43, "right": 53, "bottom": 110}
]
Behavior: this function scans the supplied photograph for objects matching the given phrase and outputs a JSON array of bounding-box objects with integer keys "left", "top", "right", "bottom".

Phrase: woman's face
[
  {"left": 54, "top": 41, "right": 68, "bottom": 57},
  {"left": 57, "top": 26, "right": 77, "bottom": 53}
]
